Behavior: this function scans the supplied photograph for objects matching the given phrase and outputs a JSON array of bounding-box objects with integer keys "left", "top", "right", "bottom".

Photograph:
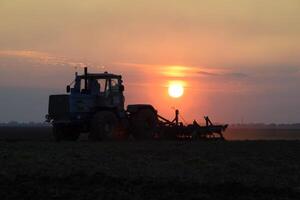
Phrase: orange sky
[{"left": 0, "top": 0, "right": 300, "bottom": 123}]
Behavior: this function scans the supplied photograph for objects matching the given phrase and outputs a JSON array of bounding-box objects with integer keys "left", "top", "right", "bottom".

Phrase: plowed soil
[
  {"left": 1, "top": 135, "right": 300, "bottom": 199},
  {"left": 0, "top": 127, "right": 300, "bottom": 200}
]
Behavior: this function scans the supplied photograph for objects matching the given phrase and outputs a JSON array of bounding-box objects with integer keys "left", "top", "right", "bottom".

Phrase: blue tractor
[
  {"left": 46, "top": 67, "right": 158, "bottom": 141},
  {"left": 46, "top": 67, "right": 228, "bottom": 141}
]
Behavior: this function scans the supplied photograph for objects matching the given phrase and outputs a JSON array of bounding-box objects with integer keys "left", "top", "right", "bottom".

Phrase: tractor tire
[
  {"left": 53, "top": 125, "right": 62, "bottom": 142},
  {"left": 53, "top": 125, "right": 80, "bottom": 142},
  {"left": 89, "top": 111, "right": 121, "bottom": 141},
  {"left": 130, "top": 108, "right": 158, "bottom": 140}
]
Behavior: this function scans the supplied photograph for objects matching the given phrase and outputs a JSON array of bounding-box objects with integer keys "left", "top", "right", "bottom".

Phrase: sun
[{"left": 168, "top": 82, "right": 184, "bottom": 98}]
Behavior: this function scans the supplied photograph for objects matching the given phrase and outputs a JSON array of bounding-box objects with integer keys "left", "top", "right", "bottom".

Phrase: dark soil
[{"left": 0, "top": 140, "right": 300, "bottom": 199}]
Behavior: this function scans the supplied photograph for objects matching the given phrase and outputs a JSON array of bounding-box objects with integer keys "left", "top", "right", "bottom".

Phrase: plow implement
[{"left": 157, "top": 110, "right": 228, "bottom": 140}]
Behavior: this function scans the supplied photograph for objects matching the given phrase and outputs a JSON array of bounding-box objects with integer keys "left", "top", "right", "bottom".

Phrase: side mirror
[
  {"left": 66, "top": 85, "right": 71, "bottom": 93},
  {"left": 119, "top": 85, "right": 124, "bottom": 92}
]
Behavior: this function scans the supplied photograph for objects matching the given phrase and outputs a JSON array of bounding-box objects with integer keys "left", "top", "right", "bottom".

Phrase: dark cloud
[
  {"left": 197, "top": 70, "right": 218, "bottom": 76},
  {"left": 225, "top": 72, "right": 249, "bottom": 79},
  {"left": 197, "top": 70, "right": 248, "bottom": 79}
]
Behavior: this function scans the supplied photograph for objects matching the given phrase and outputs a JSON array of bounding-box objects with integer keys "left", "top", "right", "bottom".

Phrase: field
[{"left": 0, "top": 126, "right": 300, "bottom": 199}]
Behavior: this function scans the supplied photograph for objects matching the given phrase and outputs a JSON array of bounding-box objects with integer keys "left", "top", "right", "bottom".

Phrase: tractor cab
[
  {"left": 68, "top": 70, "right": 124, "bottom": 96},
  {"left": 67, "top": 68, "right": 125, "bottom": 114}
]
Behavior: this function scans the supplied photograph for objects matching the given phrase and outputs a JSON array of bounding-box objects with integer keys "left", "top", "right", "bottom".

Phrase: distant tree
[{"left": 8, "top": 121, "right": 19, "bottom": 126}]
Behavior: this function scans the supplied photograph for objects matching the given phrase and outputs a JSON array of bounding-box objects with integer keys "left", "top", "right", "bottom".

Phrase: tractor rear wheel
[
  {"left": 53, "top": 124, "right": 80, "bottom": 142},
  {"left": 89, "top": 111, "right": 124, "bottom": 141},
  {"left": 130, "top": 108, "right": 158, "bottom": 140}
]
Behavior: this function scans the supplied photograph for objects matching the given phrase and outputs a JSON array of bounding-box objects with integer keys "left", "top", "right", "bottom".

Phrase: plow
[
  {"left": 157, "top": 109, "right": 228, "bottom": 140},
  {"left": 46, "top": 67, "right": 228, "bottom": 141}
]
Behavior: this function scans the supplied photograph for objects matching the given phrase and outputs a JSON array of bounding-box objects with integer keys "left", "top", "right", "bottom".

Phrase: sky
[{"left": 0, "top": 0, "right": 300, "bottom": 123}]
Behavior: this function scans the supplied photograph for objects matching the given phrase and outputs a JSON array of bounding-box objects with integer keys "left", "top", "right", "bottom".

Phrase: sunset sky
[{"left": 0, "top": 0, "right": 300, "bottom": 123}]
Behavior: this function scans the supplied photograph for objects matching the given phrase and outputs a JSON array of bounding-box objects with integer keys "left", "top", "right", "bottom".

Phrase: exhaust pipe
[{"left": 84, "top": 67, "right": 88, "bottom": 90}]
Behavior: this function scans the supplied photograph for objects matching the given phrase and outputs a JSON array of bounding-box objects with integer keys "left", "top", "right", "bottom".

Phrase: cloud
[
  {"left": 197, "top": 70, "right": 218, "bottom": 76},
  {"left": 197, "top": 70, "right": 248, "bottom": 79},
  {"left": 0, "top": 50, "right": 91, "bottom": 69},
  {"left": 0, "top": 50, "right": 106, "bottom": 89},
  {"left": 0, "top": 50, "right": 49, "bottom": 59},
  {"left": 115, "top": 62, "right": 249, "bottom": 80},
  {"left": 224, "top": 72, "right": 249, "bottom": 79}
]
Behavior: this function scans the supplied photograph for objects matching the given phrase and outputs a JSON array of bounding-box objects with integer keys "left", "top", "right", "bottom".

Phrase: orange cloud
[{"left": 0, "top": 50, "right": 91, "bottom": 69}]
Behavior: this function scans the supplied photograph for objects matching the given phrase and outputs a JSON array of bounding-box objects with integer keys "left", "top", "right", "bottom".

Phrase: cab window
[{"left": 111, "top": 78, "right": 119, "bottom": 91}]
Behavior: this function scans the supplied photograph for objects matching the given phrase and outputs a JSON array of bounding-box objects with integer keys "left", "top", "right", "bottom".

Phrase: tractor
[{"left": 46, "top": 67, "right": 228, "bottom": 141}]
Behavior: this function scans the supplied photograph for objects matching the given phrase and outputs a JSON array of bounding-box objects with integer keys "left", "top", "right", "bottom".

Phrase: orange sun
[{"left": 168, "top": 81, "right": 184, "bottom": 98}]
